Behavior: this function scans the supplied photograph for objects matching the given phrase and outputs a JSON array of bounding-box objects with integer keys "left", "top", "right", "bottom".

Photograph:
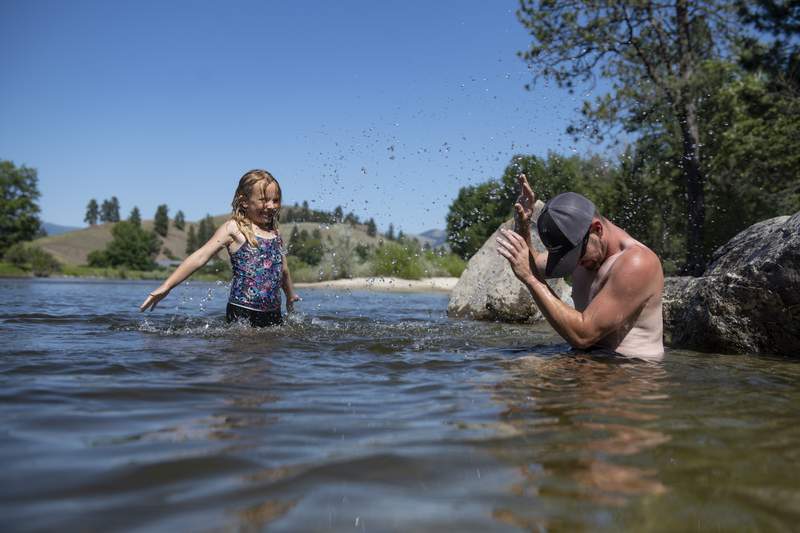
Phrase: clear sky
[{"left": 0, "top": 0, "right": 601, "bottom": 234}]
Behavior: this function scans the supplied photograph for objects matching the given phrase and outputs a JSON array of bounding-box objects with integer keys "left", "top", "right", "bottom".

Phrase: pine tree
[
  {"left": 366, "top": 218, "right": 377, "bottom": 237},
  {"left": 196, "top": 214, "right": 216, "bottom": 244},
  {"left": 128, "top": 206, "right": 141, "bottom": 226},
  {"left": 154, "top": 204, "right": 169, "bottom": 237},
  {"left": 100, "top": 199, "right": 112, "bottom": 222},
  {"left": 173, "top": 210, "right": 185, "bottom": 230},
  {"left": 109, "top": 197, "right": 120, "bottom": 222},
  {"left": 186, "top": 225, "right": 197, "bottom": 255},
  {"left": 386, "top": 223, "right": 395, "bottom": 241},
  {"left": 85, "top": 199, "right": 99, "bottom": 225}
]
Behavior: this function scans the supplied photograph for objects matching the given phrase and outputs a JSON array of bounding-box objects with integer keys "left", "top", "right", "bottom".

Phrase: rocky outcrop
[
  {"left": 447, "top": 202, "right": 572, "bottom": 322},
  {"left": 664, "top": 213, "right": 800, "bottom": 355}
]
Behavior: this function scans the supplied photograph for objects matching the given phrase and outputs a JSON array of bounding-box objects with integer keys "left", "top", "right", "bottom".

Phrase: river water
[{"left": 1, "top": 278, "right": 798, "bottom": 532}]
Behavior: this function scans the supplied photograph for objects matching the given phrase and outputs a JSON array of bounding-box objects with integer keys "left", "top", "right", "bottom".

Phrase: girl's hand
[
  {"left": 286, "top": 293, "right": 301, "bottom": 313},
  {"left": 140, "top": 286, "right": 170, "bottom": 312}
]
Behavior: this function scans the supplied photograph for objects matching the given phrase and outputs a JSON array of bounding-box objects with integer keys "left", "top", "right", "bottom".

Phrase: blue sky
[{"left": 1, "top": 0, "right": 602, "bottom": 234}]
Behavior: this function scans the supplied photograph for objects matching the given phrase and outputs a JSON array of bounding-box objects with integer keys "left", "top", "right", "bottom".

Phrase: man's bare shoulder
[{"left": 610, "top": 244, "right": 663, "bottom": 288}]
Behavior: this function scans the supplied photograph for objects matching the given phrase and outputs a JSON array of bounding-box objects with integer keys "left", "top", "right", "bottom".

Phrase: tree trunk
[
  {"left": 675, "top": 0, "right": 706, "bottom": 276},
  {"left": 679, "top": 104, "right": 706, "bottom": 276}
]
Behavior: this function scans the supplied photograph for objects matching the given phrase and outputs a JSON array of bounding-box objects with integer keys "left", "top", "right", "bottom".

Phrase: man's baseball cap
[{"left": 537, "top": 192, "right": 596, "bottom": 277}]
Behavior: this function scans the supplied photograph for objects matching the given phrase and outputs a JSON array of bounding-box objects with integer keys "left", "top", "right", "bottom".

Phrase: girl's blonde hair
[{"left": 231, "top": 169, "right": 282, "bottom": 247}]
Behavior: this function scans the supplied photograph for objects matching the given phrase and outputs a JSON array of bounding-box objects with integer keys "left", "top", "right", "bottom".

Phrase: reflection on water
[
  {"left": 1, "top": 279, "right": 800, "bottom": 531},
  {"left": 489, "top": 355, "right": 670, "bottom": 528}
]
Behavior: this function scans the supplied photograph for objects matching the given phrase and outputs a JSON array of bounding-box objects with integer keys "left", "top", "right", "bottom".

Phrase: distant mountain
[
  {"left": 42, "top": 222, "right": 81, "bottom": 236},
  {"left": 417, "top": 229, "right": 448, "bottom": 249}
]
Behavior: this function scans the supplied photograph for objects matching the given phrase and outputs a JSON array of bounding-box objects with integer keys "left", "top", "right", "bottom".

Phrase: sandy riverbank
[{"left": 294, "top": 276, "right": 459, "bottom": 293}]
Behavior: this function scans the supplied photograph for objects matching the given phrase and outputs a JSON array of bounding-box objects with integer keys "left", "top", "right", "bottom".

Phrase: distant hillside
[
  {"left": 417, "top": 229, "right": 448, "bottom": 249},
  {"left": 34, "top": 216, "right": 384, "bottom": 266}
]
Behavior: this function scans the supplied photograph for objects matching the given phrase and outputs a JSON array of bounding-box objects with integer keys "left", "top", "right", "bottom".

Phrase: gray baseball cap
[{"left": 537, "top": 192, "right": 596, "bottom": 277}]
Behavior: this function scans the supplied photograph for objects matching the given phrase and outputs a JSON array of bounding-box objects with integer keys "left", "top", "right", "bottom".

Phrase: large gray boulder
[
  {"left": 447, "top": 201, "right": 572, "bottom": 322},
  {"left": 664, "top": 213, "right": 800, "bottom": 355}
]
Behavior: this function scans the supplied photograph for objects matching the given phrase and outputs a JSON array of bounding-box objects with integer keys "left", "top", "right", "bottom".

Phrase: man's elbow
[
  {"left": 569, "top": 337, "right": 595, "bottom": 351},
  {"left": 567, "top": 329, "right": 602, "bottom": 351}
]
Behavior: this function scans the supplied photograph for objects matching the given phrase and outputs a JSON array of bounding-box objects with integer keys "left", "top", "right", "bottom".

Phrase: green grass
[{"left": 0, "top": 262, "right": 30, "bottom": 277}]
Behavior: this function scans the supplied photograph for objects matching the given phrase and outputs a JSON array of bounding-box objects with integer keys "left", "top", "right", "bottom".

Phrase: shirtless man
[{"left": 496, "top": 175, "right": 664, "bottom": 359}]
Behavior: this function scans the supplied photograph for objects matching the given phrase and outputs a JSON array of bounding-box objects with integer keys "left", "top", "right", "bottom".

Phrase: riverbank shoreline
[
  {"left": 0, "top": 272, "right": 460, "bottom": 293},
  {"left": 295, "top": 277, "right": 458, "bottom": 293}
]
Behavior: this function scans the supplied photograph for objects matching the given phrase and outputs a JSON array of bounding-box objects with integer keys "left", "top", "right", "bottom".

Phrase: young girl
[{"left": 140, "top": 169, "right": 300, "bottom": 326}]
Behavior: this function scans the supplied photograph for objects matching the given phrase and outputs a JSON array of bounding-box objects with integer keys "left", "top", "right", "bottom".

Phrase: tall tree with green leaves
[
  {"left": 737, "top": 0, "right": 800, "bottom": 91},
  {"left": 446, "top": 153, "right": 619, "bottom": 260},
  {"left": 87, "top": 221, "right": 161, "bottom": 270},
  {"left": 0, "top": 160, "right": 42, "bottom": 254},
  {"left": 128, "top": 206, "right": 142, "bottom": 226},
  {"left": 85, "top": 199, "right": 99, "bottom": 226},
  {"left": 517, "top": 0, "right": 737, "bottom": 274},
  {"left": 154, "top": 204, "right": 169, "bottom": 237},
  {"left": 173, "top": 210, "right": 185, "bottom": 230},
  {"left": 386, "top": 223, "right": 395, "bottom": 241}
]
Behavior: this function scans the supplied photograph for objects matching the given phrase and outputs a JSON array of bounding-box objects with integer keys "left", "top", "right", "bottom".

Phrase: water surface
[{"left": 1, "top": 279, "right": 799, "bottom": 531}]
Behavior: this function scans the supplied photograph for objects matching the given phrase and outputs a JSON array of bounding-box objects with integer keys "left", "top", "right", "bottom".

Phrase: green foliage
[
  {"left": 423, "top": 251, "right": 466, "bottom": 278},
  {"left": 100, "top": 197, "right": 120, "bottom": 223},
  {"left": 343, "top": 212, "right": 359, "bottom": 226},
  {"left": 366, "top": 218, "right": 377, "bottom": 237},
  {"left": 0, "top": 261, "right": 28, "bottom": 277},
  {"left": 517, "top": 1, "right": 739, "bottom": 273},
  {"left": 88, "top": 221, "right": 161, "bottom": 270},
  {"left": 196, "top": 257, "right": 231, "bottom": 278},
  {"left": 3, "top": 243, "right": 61, "bottom": 277},
  {"left": 289, "top": 226, "right": 324, "bottom": 266},
  {"left": 737, "top": 0, "right": 800, "bottom": 91},
  {"left": 186, "top": 224, "right": 198, "bottom": 255},
  {"left": 128, "top": 206, "right": 141, "bottom": 226},
  {"left": 386, "top": 223, "right": 395, "bottom": 241},
  {"left": 196, "top": 214, "right": 216, "bottom": 244},
  {"left": 354, "top": 243, "right": 371, "bottom": 262},
  {"left": 154, "top": 204, "right": 169, "bottom": 237},
  {"left": 371, "top": 242, "right": 424, "bottom": 279},
  {"left": 0, "top": 160, "right": 42, "bottom": 254},
  {"left": 670, "top": 63, "right": 799, "bottom": 257},
  {"left": 85, "top": 199, "right": 99, "bottom": 225},
  {"left": 445, "top": 153, "right": 617, "bottom": 259},
  {"left": 173, "top": 210, "right": 185, "bottom": 230}
]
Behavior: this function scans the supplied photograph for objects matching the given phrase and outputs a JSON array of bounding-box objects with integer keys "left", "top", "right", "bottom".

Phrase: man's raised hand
[{"left": 513, "top": 173, "right": 536, "bottom": 242}]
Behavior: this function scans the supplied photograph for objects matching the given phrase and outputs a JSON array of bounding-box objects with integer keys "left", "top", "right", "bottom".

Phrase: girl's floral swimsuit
[{"left": 227, "top": 234, "right": 284, "bottom": 326}]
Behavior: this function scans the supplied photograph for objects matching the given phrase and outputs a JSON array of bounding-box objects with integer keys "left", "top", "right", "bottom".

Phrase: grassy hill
[
  {"left": 34, "top": 216, "right": 384, "bottom": 266},
  {"left": 30, "top": 215, "right": 464, "bottom": 282}
]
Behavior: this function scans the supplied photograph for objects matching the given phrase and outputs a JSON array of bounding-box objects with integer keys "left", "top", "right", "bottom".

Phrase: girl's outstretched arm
[
  {"left": 282, "top": 260, "right": 300, "bottom": 312},
  {"left": 140, "top": 221, "right": 235, "bottom": 311}
]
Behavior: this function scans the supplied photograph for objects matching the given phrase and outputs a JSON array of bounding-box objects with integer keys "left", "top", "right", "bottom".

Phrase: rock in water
[
  {"left": 664, "top": 213, "right": 800, "bottom": 355},
  {"left": 447, "top": 202, "right": 572, "bottom": 322}
]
